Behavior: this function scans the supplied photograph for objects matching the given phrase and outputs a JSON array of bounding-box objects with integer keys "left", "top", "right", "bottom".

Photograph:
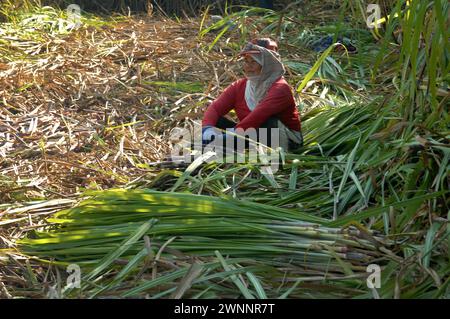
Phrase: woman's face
[{"left": 242, "top": 55, "right": 262, "bottom": 77}]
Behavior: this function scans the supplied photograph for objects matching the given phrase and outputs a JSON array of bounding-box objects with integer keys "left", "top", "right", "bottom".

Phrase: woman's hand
[
  {"left": 202, "top": 127, "right": 237, "bottom": 147},
  {"left": 202, "top": 126, "right": 218, "bottom": 145}
]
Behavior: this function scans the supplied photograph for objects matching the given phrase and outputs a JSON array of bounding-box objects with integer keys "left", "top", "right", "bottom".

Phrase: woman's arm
[
  {"left": 235, "top": 82, "right": 294, "bottom": 130},
  {"left": 202, "top": 80, "right": 242, "bottom": 127}
]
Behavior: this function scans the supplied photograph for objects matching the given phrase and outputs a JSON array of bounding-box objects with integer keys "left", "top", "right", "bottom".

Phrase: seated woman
[{"left": 201, "top": 38, "right": 303, "bottom": 152}]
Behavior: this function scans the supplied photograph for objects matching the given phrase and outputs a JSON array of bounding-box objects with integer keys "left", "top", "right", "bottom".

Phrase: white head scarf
[{"left": 242, "top": 42, "right": 285, "bottom": 109}]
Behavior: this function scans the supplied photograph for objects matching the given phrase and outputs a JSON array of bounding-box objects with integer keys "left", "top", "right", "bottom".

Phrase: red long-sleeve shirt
[{"left": 202, "top": 77, "right": 301, "bottom": 131}]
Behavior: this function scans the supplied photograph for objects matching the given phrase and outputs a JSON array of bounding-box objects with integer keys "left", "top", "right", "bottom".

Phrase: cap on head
[
  {"left": 251, "top": 38, "right": 278, "bottom": 52},
  {"left": 238, "top": 38, "right": 278, "bottom": 57}
]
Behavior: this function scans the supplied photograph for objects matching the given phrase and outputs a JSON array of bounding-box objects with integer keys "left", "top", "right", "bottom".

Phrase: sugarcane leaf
[
  {"left": 336, "top": 138, "right": 360, "bottom": 209},
  {"left": 85, "top": 219, "right": 157, "bottom": 281},
  {"left": 327, "top": 192, "right": 445, "bottom": 227},
  {"left": 349, "top": 171, "right": 366, "bottom": 203},
  {"left": 89, "top": 248, "right": 148, "bottom": 298},
  {"left": 208, "top": 23, "right": 231, "bottom": 52},
  {"left": 246, "top": 272, "right": 267, "bottom": 299},
  {"left": 122, "top": 268, "right": 188, "bottom": 297},
  {"left": 215, "top": 250, "right": 255, "bottom": 299},
  {"left": 297, "top": 43, "right": 340, "bottom": 92},
  {"left": 289, "top": 162, "right": 298, "bottom": 190},
  {"left": 171, "top": 151, "right": 215, "bottom": 192},
  {"left": 448, "top": 210, "right": 450, "bottom": 265},
  {"left": 278, "top": 279, "right": 302, "bottom": 299},
  {"left": 171, "top": 262, "right": 204, "bottom": 299},
  {"left": 432, "top": 148, "right": 449, "bottom": 192},
  {"left": 422, "top": 222, "right": 442, "bottom": 269}
]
